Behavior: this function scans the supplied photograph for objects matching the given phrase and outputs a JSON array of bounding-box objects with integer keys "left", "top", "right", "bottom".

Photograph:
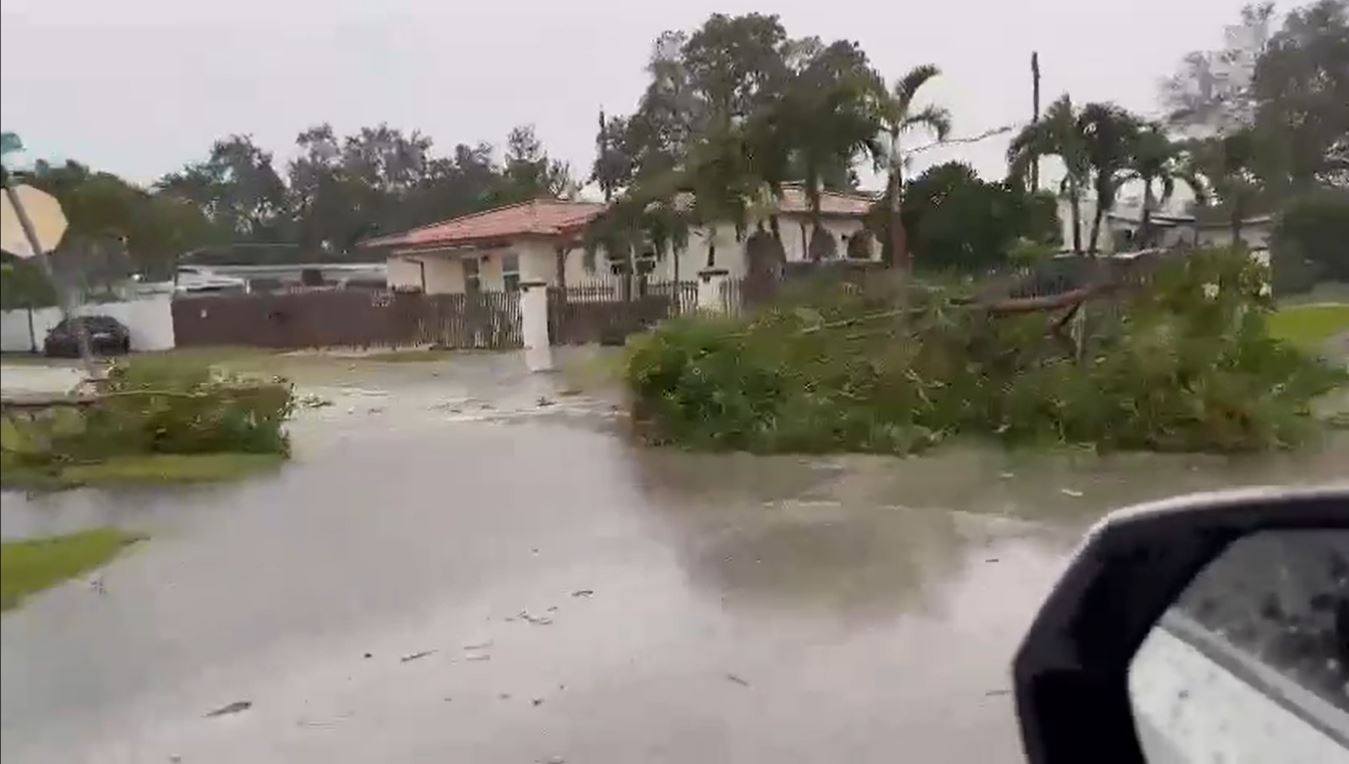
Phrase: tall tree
[
  {"left": 878, "top": 64, "right": 951, "bottom": 269},
  {"left": 159, "top": 135, "right": 289, "bottom": 240},
  {"left": 591, "top": 111, "right": 634, "bottom": 202},
  {"left": 1251, "top": 0, "right": 1349, "bottom": 192},
  {"left": 1079, "top": 103, "right": 1141, "bottom": 254},
  {"left": 755, "top": 40, "right": 884, "bottom": 260},
  {"left": 1008, "top": 95, "right": 1090, "bottom": 254},
  {"left": 495, "top": 124, "right": 575, "bottom": 202},
  {"left": 1162, "top": 3, "right": 1274, "bottom": 137},
  {"left": 1186, "top": 130, "right": 1266, "bottom": 246},
  {"left": 28, "top": 159, "right": 217, "bottom": 278},
  {"left": 1122, "top": 124, "right": 1205, "bottom": 247},
  {"left": 681, "top": 13, "right": 790, "bottom": 128}
]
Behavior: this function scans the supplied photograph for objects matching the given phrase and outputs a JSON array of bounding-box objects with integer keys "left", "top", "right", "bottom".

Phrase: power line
[{"left": 908, "top": 124, "right": 1020, "bottom": 155}]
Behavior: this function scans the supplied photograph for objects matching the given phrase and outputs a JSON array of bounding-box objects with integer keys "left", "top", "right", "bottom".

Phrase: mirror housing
[{"left": 1013, "top": 486, "right": 1349, "bottom": 763}]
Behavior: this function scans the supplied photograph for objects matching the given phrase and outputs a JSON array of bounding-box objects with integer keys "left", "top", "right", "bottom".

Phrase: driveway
[{"left": 4, "top": 351, "right": 1348, "bottom": 763}]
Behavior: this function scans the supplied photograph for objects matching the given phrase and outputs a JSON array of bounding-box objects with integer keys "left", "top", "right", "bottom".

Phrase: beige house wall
[
  {"left": 388, "top": 216, "right": 879, "bottom": 292},
  {"left": 387, "top": 256, "right": 424, "bottom": 290}
]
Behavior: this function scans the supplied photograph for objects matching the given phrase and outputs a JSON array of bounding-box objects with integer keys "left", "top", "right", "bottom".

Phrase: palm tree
[
  {"left": 1008, "top": 94, "right": 1089, "bottom": 254},
  {"left": 781, "top": 74, "right": 884, "bottom": 261},
  {"left": 1186, "top": 130, "right": 1265, "bottom": 248},
  {"left": 685, "top": 124, "right": 758, "bottom": 269},
  {"left": 1122, "top": 124, "right": 1205, "bottom": 247},
  {"left": 878, "top": 65, "right": 951, "bottom": 270},
  {"left": 1079, "top": 103, "right": 1140, "bottom": 254}
]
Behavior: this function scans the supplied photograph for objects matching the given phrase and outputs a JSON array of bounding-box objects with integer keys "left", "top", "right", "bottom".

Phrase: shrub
[
  {"left": 2, "top": 360, "right": 295, "bottom": 471},
  {"left": 625, "top": 249, "right": 1344, "bottom": 455}
]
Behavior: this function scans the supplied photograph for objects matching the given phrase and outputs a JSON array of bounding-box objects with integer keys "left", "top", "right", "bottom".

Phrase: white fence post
[
  {"left": 519, "top": 281, "right": 554, "bottom": 372},
  {"left": 697, "top": 268, "right": 728, "bottom": 313}
]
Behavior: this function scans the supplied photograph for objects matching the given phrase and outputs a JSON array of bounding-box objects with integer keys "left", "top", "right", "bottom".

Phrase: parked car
[{"left": 43, "top": 315, "right": 131, "bottom": 357}]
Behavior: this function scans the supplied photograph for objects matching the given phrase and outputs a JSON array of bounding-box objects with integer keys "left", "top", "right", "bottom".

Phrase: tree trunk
[
  {"left": 1138, "top": 183, "right": 1154, "bottom": 249},
  {"left": 1088, "top": 201, "right": 1105, "bottom": 255},
  {"left": 1231, "top": 213, "right": 1243, "bottom": 252},
  {"left": 889, "top": 158, "right": 909, "bottom": 272},
  {"left": 554, "top": 246, "right": 567, "bottom": 289},
  {"left": 706, "top": 236, "right": 716, "bottom": 269},
  {"left": 1068, "top": 181, "right": 1083, "bottom": 255}
]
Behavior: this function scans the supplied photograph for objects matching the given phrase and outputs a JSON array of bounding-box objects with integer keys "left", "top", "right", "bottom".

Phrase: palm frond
[
  {"left": 893, "top": 64, "right": 941, "bottom": 110},
  {"left": 906, "top": 105, "right": 952, "bottom": 141}
]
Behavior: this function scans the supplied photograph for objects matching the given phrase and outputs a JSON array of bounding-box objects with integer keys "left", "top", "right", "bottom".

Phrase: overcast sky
[{"left": 2, "top": 0, "right": 1253, "bottom": 192}]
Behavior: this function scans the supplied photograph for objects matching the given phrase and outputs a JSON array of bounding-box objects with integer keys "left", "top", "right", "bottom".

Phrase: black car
[{"left": 43, "top": 315, "right": 131, "bottom": 357}]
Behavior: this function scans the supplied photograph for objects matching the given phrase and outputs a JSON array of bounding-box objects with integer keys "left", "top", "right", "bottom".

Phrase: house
[
  {"left": 364, "top": 183, "right": 880, "bottom": 295},
  {"left": 1056, "top": 197, "right": 1274, "bottom": 256}
]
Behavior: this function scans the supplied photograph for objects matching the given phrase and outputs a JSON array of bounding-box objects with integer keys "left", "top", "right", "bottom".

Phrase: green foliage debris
[{"left": 625, "top": 250, "right": 1345, "bottom": 455}]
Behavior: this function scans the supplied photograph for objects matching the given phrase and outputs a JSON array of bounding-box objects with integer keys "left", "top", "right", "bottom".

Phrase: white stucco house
[
  {"left": 364, "top": 183, "right": 880, "bottom": 294},
  {"left": 1056, "top": 197, "right": 1273, "bottom": 256}
]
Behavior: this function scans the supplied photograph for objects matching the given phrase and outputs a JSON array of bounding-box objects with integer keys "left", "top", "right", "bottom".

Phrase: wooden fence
[
  {"left": 172, "top": 289, "right": 521, "bottom": 350},
  {"left": 548, "top": 278, "right": 697, "bottom": 345}
]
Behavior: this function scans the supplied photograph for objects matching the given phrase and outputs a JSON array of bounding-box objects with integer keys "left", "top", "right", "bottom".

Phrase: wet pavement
[{"left": 3, "top": 350, "right": 1349, "bottom": 763}]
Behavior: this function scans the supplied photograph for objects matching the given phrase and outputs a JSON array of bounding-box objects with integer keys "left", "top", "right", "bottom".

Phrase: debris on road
[
  {"left": 984, "top": 689, "right": 1010, "bottom": 697},
  {"left": 297, "top": 393, "right": 333, "bottom": 409},
  {"left": 401, "top": 650, "right": 436, "bottom": 663},
  {"left": 463, "top": 641, "right": 494, "bottom": 651},
  {"left": 1059, "top": 488, "right": 1084, "bottom": 498},
  {"left": 984, "top": 557, "right": 1000, "bottom": 563},
  {"left": 999, "top": 472, "right": 1015, "bottom": 479},
  {"left": 532, "top": 698, "right": 544, "bottom": 706},
  {"left": 537, "top": 396, "right": 555, "bottom": 407},
  {"left": 571, "top": 589, "right": 594, "bottom": 598},
  {"left": 205, "top": 700, "right": 252, "bottom": 718},
  {"left": 466, "top": 654, "right": 492, "bottom": 662},
  {"left": 363, "top": 652, "right": 372, "bottom": 659},
  {"left": 725, "top": 673, "right": 751, "bottom": 687}
]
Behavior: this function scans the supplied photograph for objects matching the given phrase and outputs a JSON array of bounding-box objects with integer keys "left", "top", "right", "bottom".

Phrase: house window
[
  {"left": 502, "top": 253, "right": 520, "bottom": 292},
  {"left": 463, "top": 258, "right": 481, "bottom": 295}
]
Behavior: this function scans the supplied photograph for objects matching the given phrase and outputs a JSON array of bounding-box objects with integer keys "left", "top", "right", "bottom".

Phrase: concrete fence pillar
[
  {"left": 697, "top": 268, "right": 729, "bottom": 313},
  {"left": 518, "top": 281, "right": 554, "bottom": 372}
]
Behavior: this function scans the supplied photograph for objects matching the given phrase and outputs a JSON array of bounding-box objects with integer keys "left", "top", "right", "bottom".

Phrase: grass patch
[
  {"left": 1268, "top": 304, "right": 1349, "bottom": 351},
  {"left": 1, "top": 452, "right": 284, "bottom": 490},
  {"left": 1, "top": 528, "right": 140, "bottom": 611}
]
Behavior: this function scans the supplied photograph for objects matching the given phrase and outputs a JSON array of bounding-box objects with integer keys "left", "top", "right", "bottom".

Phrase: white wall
[
  {"left": 0, "top": 294, "right": 175, "bottom": 352},
  {"left": 387, "top": 256, "right": 424, "bottom": 290}
]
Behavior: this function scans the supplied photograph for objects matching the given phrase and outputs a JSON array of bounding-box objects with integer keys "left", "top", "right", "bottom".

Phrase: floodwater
[{"left": 3, "top": 351, "right": 1348, "bottom": 763}]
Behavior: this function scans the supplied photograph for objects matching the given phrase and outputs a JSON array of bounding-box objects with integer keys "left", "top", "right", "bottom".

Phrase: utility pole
[{"left": 1030, "top": 51, "right": 1041, "bottom": 192}]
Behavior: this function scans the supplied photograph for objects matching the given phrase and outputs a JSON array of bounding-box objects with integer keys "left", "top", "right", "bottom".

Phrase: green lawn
[
  {"left": 1, "top": 452, "right": 285, "bottom": 491},
  {"left": 1, "top": 528, "right": 141, "bottom": 611},
  {"left": 1269, "top": 304, "right": 1349, "bottom": 351}
]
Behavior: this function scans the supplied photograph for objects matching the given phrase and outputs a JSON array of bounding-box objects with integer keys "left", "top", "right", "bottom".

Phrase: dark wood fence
[
  {"left": 172, "top": 290, "right": 521, "bottom": 350},
  {"left": 417, "top": 291, "right": 521, "bottom": 349},
  {"left": 548, "top": 278, "right": 696, "bottom": 345}
]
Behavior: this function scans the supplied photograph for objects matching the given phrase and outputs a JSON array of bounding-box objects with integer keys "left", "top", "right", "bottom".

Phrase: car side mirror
[{"left": 1013, "top": 487, "right": 1349, "bottom": 763}]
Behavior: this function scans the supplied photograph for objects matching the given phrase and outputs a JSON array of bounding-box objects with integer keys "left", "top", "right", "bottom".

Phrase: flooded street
[{"left": 4, "top": 352, "right": 1348, "bottom": 763}]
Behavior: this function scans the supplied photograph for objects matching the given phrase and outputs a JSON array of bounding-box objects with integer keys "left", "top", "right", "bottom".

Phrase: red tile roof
[
  {"left": 362, "top": 198, "right": 607, "bottom": 250},
  {"left": 669, "top": 182, "right": 877, "bottom": 217},
  {"left": 775, "top": 183, "right": 877, "bottom": 216}
]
